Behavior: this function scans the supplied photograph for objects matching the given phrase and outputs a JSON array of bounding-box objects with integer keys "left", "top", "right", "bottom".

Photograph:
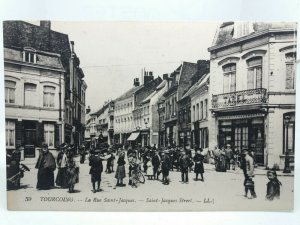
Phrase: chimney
[
  {"left": 40, "top": 21, "right": 51, "bottom": 30},
  {"left": 163, "top": 74, "right": 169, "bottom": 80},
  {"left": 134, "top": 78, "right": 140, "bottom": 87},
  {"left": 70, "top": 41, "right": 75, "bottom": 53},
  {"left": 144, "top": 70, "right": 154, "bottom": 85},
  {"left": 86, "top": 106, "right": 91, "bottom": 114}
]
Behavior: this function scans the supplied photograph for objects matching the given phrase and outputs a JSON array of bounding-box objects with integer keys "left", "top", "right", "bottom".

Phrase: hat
[
  {"left": 42, "top": 143, "right": 48, "bottom": 148},
  {"left": 226, "top": 144, "right": 231, "bottom": 147}
]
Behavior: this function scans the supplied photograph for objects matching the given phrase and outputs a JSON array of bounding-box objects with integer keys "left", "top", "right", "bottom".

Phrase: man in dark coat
[
  {"left": 89, "top": 149, "right": 108, "bottom": 193},
  {"left": 152, "top": 151, "right": 161, "bottom": 180},
  {"left": 179, "top": 150, "right": 191, "bottom": 183},
  {"left": 161, "top": 151, "right": 171, "bottom": 185},
  {"left": 35, "top": 143, "right": 56, "bottom": 190},
  {"left": 193, "top": 149, "right": 205, "bottom": 181},
  {"left": 241, "top": 149, "right": 257, "bottom": 199}
]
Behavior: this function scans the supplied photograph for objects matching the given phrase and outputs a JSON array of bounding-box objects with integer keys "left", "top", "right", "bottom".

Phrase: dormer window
[{"left": 23, "top": 48, "right": 37, "bottom": 63}]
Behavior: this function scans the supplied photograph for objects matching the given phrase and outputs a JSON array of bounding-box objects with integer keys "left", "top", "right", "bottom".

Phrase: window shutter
[
  {"left": 37, "top": 122, "right": 44, "bottom": 147},
  {"left": 55, "top": 123, "right": 60, "bottom": 148}
]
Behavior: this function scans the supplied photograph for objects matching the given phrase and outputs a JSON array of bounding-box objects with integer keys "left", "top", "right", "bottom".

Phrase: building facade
[
  {"left": 4, "top": 46, "right": 65, "bottom": 158},
  {"left": 208, "top": 22, "right": 297, "bottom": 169},
  {"left": 4, "top": 20, "right": 87, "bottom": 156}
]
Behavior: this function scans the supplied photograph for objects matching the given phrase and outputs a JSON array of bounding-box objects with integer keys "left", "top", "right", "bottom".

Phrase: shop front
[{"left": 217, "top": 114, "right": 265, "bottom": 165}]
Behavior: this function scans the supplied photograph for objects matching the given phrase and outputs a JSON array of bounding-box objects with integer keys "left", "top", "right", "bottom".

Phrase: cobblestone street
[{"left": 7, "top": 156, "right": 294, "bottom": 211}]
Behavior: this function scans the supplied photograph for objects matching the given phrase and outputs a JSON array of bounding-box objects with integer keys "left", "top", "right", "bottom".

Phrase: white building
[
  {"left": 208, "top": 22, "right": 297, "bottom": 169},
  {"left": 4, "top": 46, "right": 65, "bottom": 158}
]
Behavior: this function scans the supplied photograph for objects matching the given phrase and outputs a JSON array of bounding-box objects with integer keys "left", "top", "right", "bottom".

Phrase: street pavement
[{"left": 7, "top": 156, "right": 294, "bottom": 211}]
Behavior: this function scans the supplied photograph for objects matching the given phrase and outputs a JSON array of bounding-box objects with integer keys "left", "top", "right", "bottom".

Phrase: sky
[{"left": 48, "top": 21, "right": 219, "bottom": 113}]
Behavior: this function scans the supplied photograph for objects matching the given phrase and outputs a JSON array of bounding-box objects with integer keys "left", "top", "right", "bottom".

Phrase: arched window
[
  {"left": 247, "top": 57, "right": 262, "bottom": 89},
  {"left": 285, "top": 52, "right": 296, "bottom": 89},
  {"left": 222, "top": 63, "right": 236, "bottom": 93},
  {"left": 43, "top": 86, "right": 55, "bottom": 107},
  {"left": 5, "top": 80, "right": 16, "bottom": 104}
]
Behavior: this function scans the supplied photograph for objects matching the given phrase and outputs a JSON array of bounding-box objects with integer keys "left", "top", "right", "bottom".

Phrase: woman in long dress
[{"left": 115, "top": 151, "right": 126, "bottom": 187}]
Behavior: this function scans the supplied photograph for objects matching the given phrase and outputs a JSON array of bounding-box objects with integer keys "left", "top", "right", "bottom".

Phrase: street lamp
[{"left": 283, "top": 115, "right": 291, "bottom": 173}]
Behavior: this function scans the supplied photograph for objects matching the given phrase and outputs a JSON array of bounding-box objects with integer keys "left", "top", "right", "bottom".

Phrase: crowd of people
[{"left": 6, "top": 142, "right": 282, "bottom": 201}]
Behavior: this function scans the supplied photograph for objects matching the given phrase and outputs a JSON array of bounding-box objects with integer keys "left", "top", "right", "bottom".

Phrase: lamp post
[{"left": 283, "top": 115, "right": 291, "bottom": 173}]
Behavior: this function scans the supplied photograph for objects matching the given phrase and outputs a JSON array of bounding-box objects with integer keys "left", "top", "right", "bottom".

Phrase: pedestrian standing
[
  {"left": 89, "top": 150, "right": 107, "bottom": 193},
  {"left": 225, "top": 144, "right": 233, "bottom": 170},
  {"left": 66, "top": 150, "right": 79, "bottom": 193},
  {"left": 193, "top": 149, "right": 205, "bottom": 181},
  {"left": 152, "top": 151, "right": 161, "bottom": 180},
  {"left": 56, "top": 144, "right": 68, "bottom": 188},
  {"left": 241, "top": 149, "right": 257, "bottom": 199},
  {"left": 266, "top": 170, "right": 282, "bottom": 201},
  {"left": 115, "top": 151, "right": 126, "bottom": 187},
  {"left": 179, "top": 150, "right": 191, "bottom": 183},
  {"left": 161, "top": 151, "right": 171, "bottom": 185},
  {"left": 35, "top": 143, "right": 56, "bottom": 190},
  {"left": 219, "top": 146, "right": 227, "bottom": 172}
]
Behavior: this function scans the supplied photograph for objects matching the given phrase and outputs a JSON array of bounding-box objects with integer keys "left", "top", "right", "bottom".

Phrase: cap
[
  {"left": 42, "top": 143, "right": 48, "bottom": 148},
  {"left": 226, "top": 144, "right": 231, "bottom": 147}
]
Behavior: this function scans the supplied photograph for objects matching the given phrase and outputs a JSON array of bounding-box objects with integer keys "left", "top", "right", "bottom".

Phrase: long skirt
[
  {"left": 56, "top": 168, "right": 68, "bottom": 187},
  {"left": 66, "top": 167, "right": 79, "bottom": 186},
  {"left": 115, "top": 165, "right": 126, "bottom": 179},
  {"left": 37, "top": 168, "right": 54, "bottom": 190}
]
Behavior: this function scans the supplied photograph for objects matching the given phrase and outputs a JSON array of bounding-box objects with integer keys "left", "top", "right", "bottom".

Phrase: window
[
  {"left": 285, "top": 52, "right": 296, "bottom": 89},
  {"left": 187, "top": 108, "right": 191, "bottom": 123},
  {"left": 200, "top": 101, "right": 203, "bottom": 120},
  {"left": 44, "top": 123, "right": 55, "bottom": 148},
  {"left": 223, "top": 63, "right": 236, "bottom": 93},
  {"left": 193, "top": 105, "right": 196, "bottom": 122},
  {"left": 5, "top": 80, "right": 16, "bottom": 104},
  {"left": 43, "top": 86, "right": 55, "bottom": 108},
  {"left": 204, "top": 99, "right": 208, "bottom": 119},
  {"left": 6, "top": 120, "right": 15, "bottom": 148},
  {"left": 23, "top": 51, "right": 36, "bottom": 63},
  {"left": 24, "top": 83, "right": 37, "bottom": 106},
  {"left": 196, "top": 103, "right": 199, "bottom": 121},
  {"left": 247, "top": 57, "right": 262, "bottom": 89}
]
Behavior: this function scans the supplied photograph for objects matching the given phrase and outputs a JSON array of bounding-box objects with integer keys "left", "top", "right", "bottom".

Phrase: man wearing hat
[
  {"left": 35, "top": 143, "right": 56, "bottom": 190},
  {"left": 179, "top": 150, "right": 192, "bottom": 183},
  {"left": 241, "top": 148, "right": 257, "bottom": 199},
  {"left": 152, "top": 151, "right": 161, "bottom": 180},
  {"left": 55, "top": 143, "right": 68, "bottom": 188}
]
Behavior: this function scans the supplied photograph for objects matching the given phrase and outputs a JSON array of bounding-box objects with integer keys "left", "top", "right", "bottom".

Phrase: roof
[
  {"left": 115, "top": 85, "right": 143, "bottom": 102},
  {"left": 211, "top": 22, "right": 297, "bottom": 49},
  {"left": 181, "top": 73, "right": 210, "bottom": 100},
  {"left": 177, "top": 61, "right": 198, "bottom": 99},
  {"left": 3, "top": 21, "right": 71, "bottom": 70}
]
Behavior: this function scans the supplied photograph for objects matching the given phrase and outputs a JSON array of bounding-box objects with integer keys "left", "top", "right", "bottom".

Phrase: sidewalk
[{"left": 204, "top": 163, "right": 294, "bottom": 177}]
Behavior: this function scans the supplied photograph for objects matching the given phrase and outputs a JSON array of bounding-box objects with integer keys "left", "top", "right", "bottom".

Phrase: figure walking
[
  {"left": 241, "top": 149, "right": 257, "bottom": 199},
  {"left": 193, "top": 149, "right": 205, "bottom": 181},
  {"left": 66, "top": 149, "right": 79, "bottom": 193},
  {"left": 35, "top": 143, "right": 56, "bottom": 190}
]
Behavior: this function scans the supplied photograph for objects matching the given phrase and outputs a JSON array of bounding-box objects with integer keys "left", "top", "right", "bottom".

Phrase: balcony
[{"left": 212, "top": 88, "right": 268, "bottom": 110}]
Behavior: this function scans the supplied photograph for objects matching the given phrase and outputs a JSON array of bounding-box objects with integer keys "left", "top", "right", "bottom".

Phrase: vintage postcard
[{"left": 4, "top": 21, "right": 297, "bottom": 211}]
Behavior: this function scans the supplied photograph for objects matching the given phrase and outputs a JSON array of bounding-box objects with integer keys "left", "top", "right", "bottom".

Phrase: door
[
  {"left": 24, "top": 121, "right": 37, "bottom": 158},
  {"left": 249, "top": 125, "right": 264, "bottom": 165}
]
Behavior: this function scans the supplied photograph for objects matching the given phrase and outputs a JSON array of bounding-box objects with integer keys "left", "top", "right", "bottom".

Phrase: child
[
  {"left": 266, "top": 170, "right": 282, "bottom": 201},
  {"left": 66, "top": 151, "right": 79, "bottom": 193}
]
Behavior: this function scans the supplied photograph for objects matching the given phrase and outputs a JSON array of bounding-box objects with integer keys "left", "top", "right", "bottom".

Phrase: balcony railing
[{"left": 212, "top": 88, "right": 268, "bottom": 109}]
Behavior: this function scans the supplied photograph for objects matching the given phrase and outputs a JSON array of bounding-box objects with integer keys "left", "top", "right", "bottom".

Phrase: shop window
[
  {"left": 5, "top": 80, "right": 16, "bottom": 104},
  {"left": 24, "top": 83, "right": 37, "bottom": 106},
  {"left": 285, "top": 52, "right": 296, "bottom": 89},
  {"left": 44, "top": 123, "right": 55, "bottom": 148},
  {"left": 247, "top": 57, "right": 262, "bottom": 89},
  {"left": 6, "top": 120, "right": 15, "bottom": 148},
  {"left": 223, "top": 63, "right": 236, "bottom": 93},
  {"left": 43, "top": 86, "right": 55, "bottom": 108}
]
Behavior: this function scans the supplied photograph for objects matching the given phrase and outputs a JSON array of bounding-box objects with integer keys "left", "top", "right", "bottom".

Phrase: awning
[{"left": 127, "top": 132, "right": 140, "bottom": 141}]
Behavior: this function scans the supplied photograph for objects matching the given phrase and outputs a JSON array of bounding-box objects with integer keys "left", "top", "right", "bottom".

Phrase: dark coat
[
  {"left": 35, "top": 151, "right": 56, "bottom": 189},
  {"left": 161, "top": 155, "right": 171, "bottom": 175},
  {"left": 193, "top": 154, "right": 204, "bottom": 174},
  {"left": 89, "top": 155, "right": 103, "bottom": 182},
  {"left": 179, "top": 155, "right": 191, "bottom": 170},
  {"left": 266, "top": 179, "right": 281, "bottom": 200},
  {"left": 152, "top": 155, "right": 161, "bottom": 168}
]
